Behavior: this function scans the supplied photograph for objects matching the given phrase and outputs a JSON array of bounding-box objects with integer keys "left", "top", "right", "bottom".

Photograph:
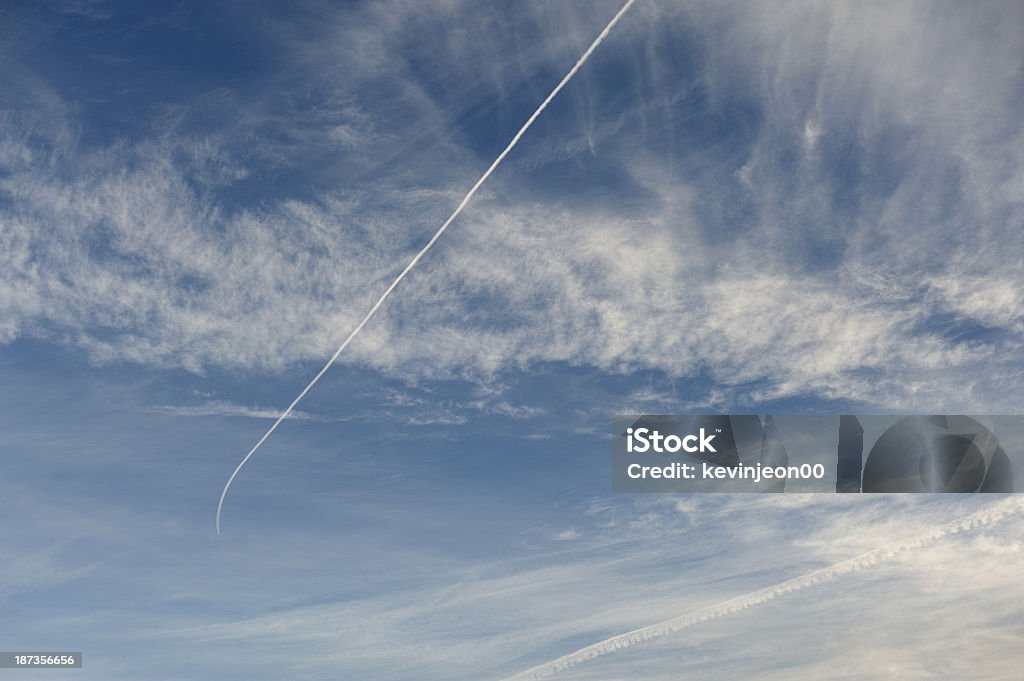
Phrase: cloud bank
[{"left": 1, "top": 0, "right": 1022, "bottom": 412}]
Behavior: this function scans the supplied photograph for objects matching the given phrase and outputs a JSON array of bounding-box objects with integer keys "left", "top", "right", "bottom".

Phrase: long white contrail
[
  {"left": 500, "top": 498, "right": 1024, "bottom": 680},
  {"left": 216, "top": 0, "right": 640, "bottom": 534}
]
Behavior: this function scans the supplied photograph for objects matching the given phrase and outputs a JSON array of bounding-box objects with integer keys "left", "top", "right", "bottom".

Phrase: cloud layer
[{"left": 2, "top": 0, "right": 1022, "bottom": 411}]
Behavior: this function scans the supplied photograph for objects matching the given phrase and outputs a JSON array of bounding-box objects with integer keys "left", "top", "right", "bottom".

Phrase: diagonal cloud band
[{"left": 499, "top": 497, "right": 1024, "bottom": 680}]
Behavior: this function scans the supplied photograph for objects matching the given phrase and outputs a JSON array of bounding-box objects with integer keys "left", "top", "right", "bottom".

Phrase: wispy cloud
[
  {"left": 1, "top": 0, "right": 1022, "bottom": 413},
  {"left": 151, "top": 401, "right": 331, "bottom": 422},
  {"left": 501, "top": 497, "right": 1024, "bottom": 680}
]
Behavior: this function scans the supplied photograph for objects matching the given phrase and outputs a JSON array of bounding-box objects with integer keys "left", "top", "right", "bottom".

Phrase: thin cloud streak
[{"left": 152, "top": 401, "right": 333, "bottom": 422}]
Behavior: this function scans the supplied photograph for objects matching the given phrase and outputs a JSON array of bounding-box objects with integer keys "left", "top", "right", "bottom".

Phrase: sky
[{"left": 1, "top": 1, "right": 1023, "bottom": 679}]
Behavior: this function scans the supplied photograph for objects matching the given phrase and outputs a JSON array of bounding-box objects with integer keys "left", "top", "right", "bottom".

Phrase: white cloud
[
  {"left": 109, "top": 495, "right": 1020, "bottom": 681},
  {"left": 1, "top": 0, "right": 1021, "bottom": 413},
  {"left": 150, "top": 401, "right": 329, "bottom": 421}
]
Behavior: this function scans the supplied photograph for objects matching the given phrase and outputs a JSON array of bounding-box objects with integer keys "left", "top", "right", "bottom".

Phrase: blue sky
[{"left": 1, "top": 1, "right": 1023, "bottom": 679}]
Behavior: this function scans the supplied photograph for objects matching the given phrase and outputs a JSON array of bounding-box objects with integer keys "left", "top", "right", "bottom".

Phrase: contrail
[
  {"left": 216, "top": 0, "right": 640, "bottom": 534},
  {"left": 499, "top": 498, "right": 1024, "bottom": 680}
]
